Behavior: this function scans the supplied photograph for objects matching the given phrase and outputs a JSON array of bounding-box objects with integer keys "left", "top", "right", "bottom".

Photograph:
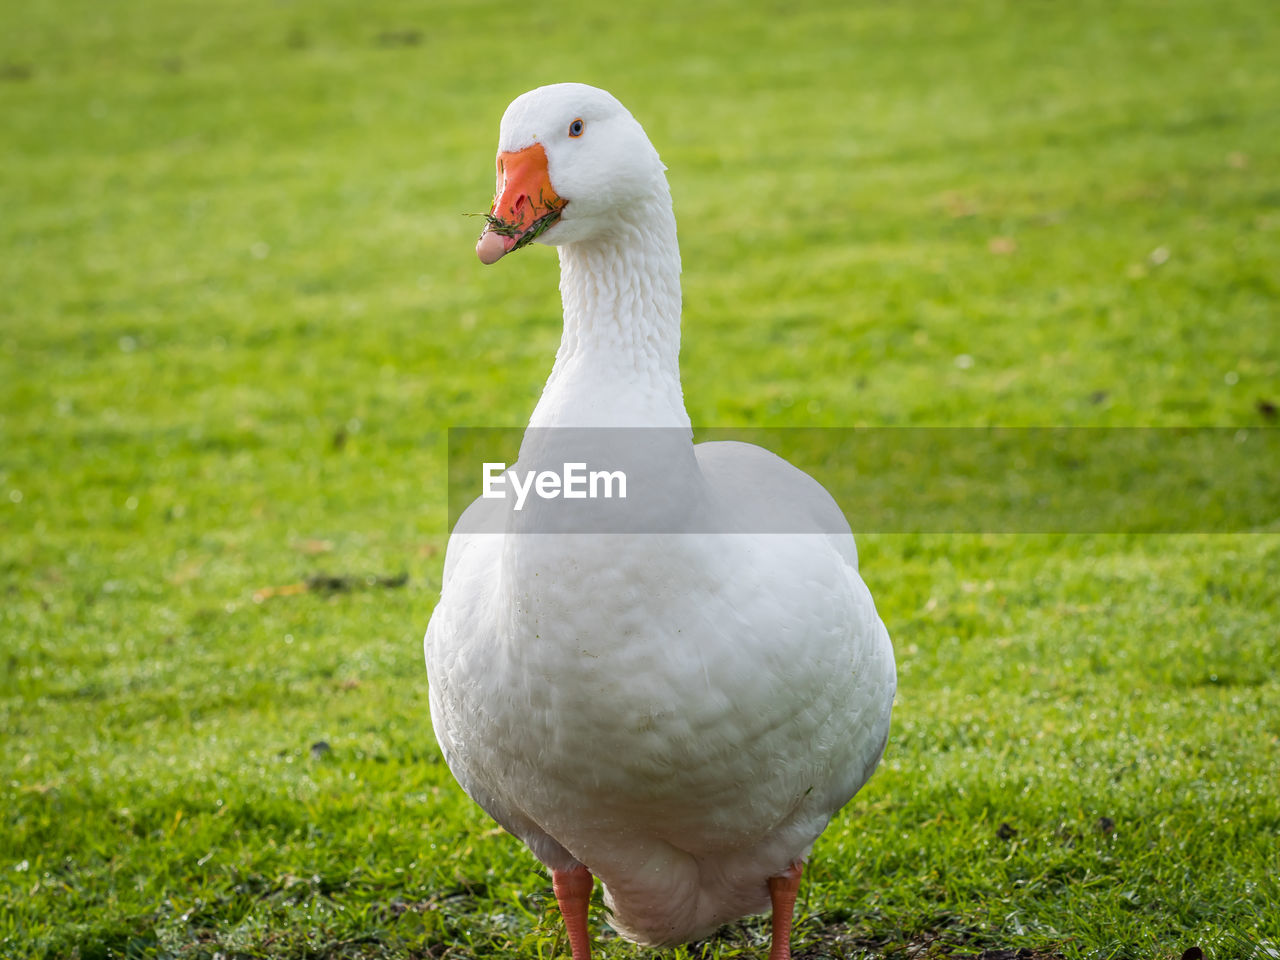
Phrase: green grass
[{"left": 2, "top": 0, "right": 1278, "bottom": 957}]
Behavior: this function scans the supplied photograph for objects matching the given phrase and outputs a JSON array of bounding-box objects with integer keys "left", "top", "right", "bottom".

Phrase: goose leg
[
  {"left": 766, "top": 861, "right": 804, "bottom": 960},
  {"left": 551, "top": 865, "right": 594, "bottom": 960}
]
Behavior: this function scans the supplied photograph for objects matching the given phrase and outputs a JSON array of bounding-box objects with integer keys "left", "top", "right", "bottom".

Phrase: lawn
[{"left": 2, "top": 0, "right": 1278, "bottom": 958}]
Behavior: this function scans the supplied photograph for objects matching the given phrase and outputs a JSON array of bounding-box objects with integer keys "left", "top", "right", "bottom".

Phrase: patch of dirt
[{"left": 253, "top": 571, "right": 408, "bottom": 602}]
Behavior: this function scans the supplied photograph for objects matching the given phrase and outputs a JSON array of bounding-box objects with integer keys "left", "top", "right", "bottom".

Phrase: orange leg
[
  {"left": 766, "top": 861, "right": 804, "bottom": 960},
  {"left": 551, "top": 865, "right": 594, "bottom": 960}
]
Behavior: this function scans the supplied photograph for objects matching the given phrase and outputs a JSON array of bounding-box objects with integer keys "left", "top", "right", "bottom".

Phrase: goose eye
[{"left": 568, "top": 118, "right": 585, "bottom": 138}]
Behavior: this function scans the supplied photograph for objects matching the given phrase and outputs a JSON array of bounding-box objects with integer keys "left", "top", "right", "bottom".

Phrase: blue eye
[{"left": 568, "top": 118, "right": 585, "bottom": 138}]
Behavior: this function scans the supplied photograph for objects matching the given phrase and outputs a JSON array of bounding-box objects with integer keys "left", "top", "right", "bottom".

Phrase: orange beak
[{"left": 475, "top": 143, "right": 567, "bottom": 265}]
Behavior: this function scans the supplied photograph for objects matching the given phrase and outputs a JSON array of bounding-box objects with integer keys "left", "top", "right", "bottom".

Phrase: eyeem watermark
[
  {"left": 483, "top": 462, "right": 627, "bottom": 511},
  {"left": 449, "top": 427, "right": 1280, "bottom": 533}
]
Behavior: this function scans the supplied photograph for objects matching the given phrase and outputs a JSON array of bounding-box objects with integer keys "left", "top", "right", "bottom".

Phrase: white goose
[{"left": 425, "top": 83, "right": 896, "bottom": 960}]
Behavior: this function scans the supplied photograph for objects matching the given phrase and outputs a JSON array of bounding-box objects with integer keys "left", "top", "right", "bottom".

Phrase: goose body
[{"left": 425, "top": 83, "right": 895, "bottom": 957}]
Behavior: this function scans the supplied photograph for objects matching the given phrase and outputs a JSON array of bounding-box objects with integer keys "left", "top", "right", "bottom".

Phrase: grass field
[{"left": 2, "top": 0, "right": 1279, "bottom": 958}]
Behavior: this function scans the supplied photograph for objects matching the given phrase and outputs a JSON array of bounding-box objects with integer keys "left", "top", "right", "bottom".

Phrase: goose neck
[{"left": 530, "top": 198, "right": 688, "bottom": 430}]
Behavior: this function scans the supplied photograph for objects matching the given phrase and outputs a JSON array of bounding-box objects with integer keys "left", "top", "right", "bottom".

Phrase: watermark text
[{"left": 482, "top": 462, "right": 627, "bottom": 511}]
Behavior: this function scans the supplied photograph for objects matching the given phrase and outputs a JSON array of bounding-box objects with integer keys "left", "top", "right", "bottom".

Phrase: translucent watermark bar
[{"left": 447, "top": 427, "right": 1279, "bottom": 534}]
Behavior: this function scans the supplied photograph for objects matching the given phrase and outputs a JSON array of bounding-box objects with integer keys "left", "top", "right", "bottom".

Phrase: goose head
[{"left": 475, "top": 83, "right": 669, "bottom": 264}]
